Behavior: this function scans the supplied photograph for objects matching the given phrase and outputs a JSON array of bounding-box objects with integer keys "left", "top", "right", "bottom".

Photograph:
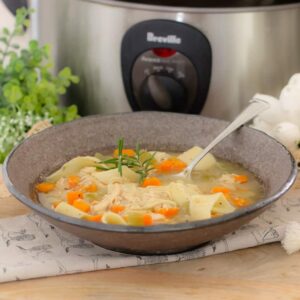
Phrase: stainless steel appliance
[{"left": 35, "top": 0, "right": 300, "bottom": 120}]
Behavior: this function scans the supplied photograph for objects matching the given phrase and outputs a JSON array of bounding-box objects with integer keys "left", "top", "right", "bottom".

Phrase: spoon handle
[{"left": 183, "top": 97, "right": 270, "bottom": 176}]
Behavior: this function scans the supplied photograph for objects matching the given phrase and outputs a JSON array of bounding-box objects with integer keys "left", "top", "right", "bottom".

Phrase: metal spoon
[{"left": 173, "top": 97, "right": 270, "bottom": 180}]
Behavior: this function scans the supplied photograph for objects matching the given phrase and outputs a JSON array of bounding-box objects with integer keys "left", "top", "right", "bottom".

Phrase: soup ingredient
[
  {"left": 84, "top": 183, "right": 98, "bottom": 193},
  {"left": 154, "top": 207, "right": 180, "bottom": 218},
  {"left": 155, "top": 157, "right": 187, "bottom": 173},
  {"left": 55, "top": 202, "right": 87, "bottom": 218},
  {"left": 35, "top": 182, "right": 55, "bottom": 193},
  {"left": 231, "top": 198, "right": 251, "bottom": 207},
  {"left": 143, "top": 214, "right": 153, "bottom": 226},
  {"left": 37, "top": 139, "right": 264, "bottom": 226},
  {"left": 142, "top": 177, "right": 161, "bottom": 187},
  {"left": 97, "top": 138, "right": 155, "bottom": 182},
  {"left": 110, "top": 205, "right": 125, "bottom": 213},
  {"left": 168, "top": 182, "right": 199, "bottom": 206},
  {"left": 93, "top": 166, "right": 139, "bottom": 184},
  {"left": 0, "top": 8, "right": 79, "bottom": 163},
  {"left": 189, "top": 193, "right": 235, "bottom": 221},
  {"left": 177, "top": 146, "right": 217, "bottom": 171},
  {"left": 73, "top": 199, "right": 91, "bottom": 213},
  {"left": 234, "top": 174, "right": 248, "bottom": 184},
  {"left": 113, "top": 148, "right": 135, "bottom": 157},
  {"left": 66, "top": 191, "right": 84, "bottom": 204},
  {"left": 83, "top": 215, "right": 102, "bottom": 222},
  {"left": 102, "top": 212, "right": 126, "bottom": 225},
  {"left": 211, "top": 186, "right": 231, "bottom": 195},
  {"left": 68, "top": 175, "right": 81, "bottom": 188},
  {"left": 47, "top": 156, "right": 99, "bottom": 183}
]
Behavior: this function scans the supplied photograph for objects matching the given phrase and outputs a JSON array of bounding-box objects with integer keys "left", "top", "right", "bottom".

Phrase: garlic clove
[{"left": 271, "top": 122, "right": 300, "bottom": 150}]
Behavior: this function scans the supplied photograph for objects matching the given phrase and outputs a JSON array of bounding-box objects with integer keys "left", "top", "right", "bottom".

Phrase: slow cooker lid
[{"left": 113, "top": 0, "right": 300, "bottom": 7}]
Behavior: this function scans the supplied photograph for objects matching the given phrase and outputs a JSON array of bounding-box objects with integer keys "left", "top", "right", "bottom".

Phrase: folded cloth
[{"left": 0, "top": 186, "right": 300, "bottom": 283}]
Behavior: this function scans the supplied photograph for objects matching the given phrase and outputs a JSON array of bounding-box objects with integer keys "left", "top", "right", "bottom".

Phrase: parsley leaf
[{"left": 0, "top": 8, "right": 80, "bottom": 162}]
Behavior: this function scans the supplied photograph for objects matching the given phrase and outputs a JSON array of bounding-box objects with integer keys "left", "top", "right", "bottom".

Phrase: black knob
[{"left": 138, "top": 75, "right": 187, "bottom": 112}]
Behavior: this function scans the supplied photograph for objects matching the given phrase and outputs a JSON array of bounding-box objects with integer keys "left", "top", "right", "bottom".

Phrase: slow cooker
[{"left": 35, "top": 0, "right": 300, "bottom": 120}]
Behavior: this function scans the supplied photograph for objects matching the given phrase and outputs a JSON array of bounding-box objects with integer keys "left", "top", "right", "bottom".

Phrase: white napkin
[{"left": 0, "top": 186, "right": 300, "bottom": 283}]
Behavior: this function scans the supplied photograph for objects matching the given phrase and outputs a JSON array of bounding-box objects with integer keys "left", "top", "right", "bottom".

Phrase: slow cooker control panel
[
  {"left": 121, "top": 20, "right": 212, "bottom": 114},
  {"left": 132, "top": 49, "right": 197, "bottom": 112}
]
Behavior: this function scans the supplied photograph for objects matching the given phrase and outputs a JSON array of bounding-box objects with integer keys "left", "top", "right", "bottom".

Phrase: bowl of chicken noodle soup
[{"left": 3, "top": 112, "right": 297, "bottom": 254}]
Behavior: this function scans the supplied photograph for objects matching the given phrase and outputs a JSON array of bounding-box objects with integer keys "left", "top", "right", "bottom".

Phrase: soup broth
[{"left": 36, "top": 143, "right": 264, "bottom": 226}]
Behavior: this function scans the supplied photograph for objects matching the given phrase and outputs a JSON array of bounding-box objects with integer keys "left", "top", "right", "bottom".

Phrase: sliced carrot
[
  {"left": 234, "top": 174, "right": 248, "bottom": 184},
  {"left": 154, "top": 207, "right": 179, "bottom": 218},
  {"left": 143, "top": 214, "right": 153, "bottom": 226},
  {"left": 231, "top": 198, "right": 251, "bottom": 208},
  {"left": 211, "top": 186, "right": 231, "bottom": 195},
  {"left": 83, "top": 214, "right": 102, "bottom": 222},
  {"left": 36, "top": 182, "right": 56, "bottom": 193},
  {"left": 155, "top": 157, "right": 187, "bottom": 174},
  {"left": 66, "top": 191, "right": 84, "bottom": 205},
  {"left": 142, "top": 177, "right": 161, "bottom": 187},
  {"left": 68, "top": 175, "right": 80, "bottom": 188},
  {"left": 113, "top": 148, "right": 136, "bottom": 157},
  {"left": 110, "top": 205, "right": 125, "bottom": 213},
  {"left": 73, "top": 199, "right": 91, "bottom": 213},
  {"left": 164, "top": 207, "right": 180, "bottom": 218},
  {"left": 84, "top": 183, "right": 98, "bottom": 193}
]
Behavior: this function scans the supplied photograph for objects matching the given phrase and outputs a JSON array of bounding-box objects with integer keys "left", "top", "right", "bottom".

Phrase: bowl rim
[{"left": 2, "top": 112, "right": 298, "bottom": 233}]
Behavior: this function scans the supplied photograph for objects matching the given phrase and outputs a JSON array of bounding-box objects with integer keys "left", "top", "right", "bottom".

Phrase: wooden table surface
[{"left": 0, "top": 178, "right": 300, "bottom": 300}]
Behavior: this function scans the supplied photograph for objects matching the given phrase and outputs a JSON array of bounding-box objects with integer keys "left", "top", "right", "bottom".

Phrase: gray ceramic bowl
[{"left": 3, "top": 112, "right": 297, "bottom": 254}]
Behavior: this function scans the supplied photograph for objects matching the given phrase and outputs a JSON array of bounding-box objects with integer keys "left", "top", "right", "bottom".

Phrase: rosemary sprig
[
  {"left": 134, "top": 143, "right": 156, "bottom": 182},
  {"left": 96, "top": 138, "right": 156, "bottom": 182}
]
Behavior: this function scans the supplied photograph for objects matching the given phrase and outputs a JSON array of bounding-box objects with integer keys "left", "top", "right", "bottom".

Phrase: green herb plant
[
  {"left": 0, "top": 7, "right": 80, "bottom": 162},
  {"left": 97, "top": 138, "right": 156, "bottom": 183}
]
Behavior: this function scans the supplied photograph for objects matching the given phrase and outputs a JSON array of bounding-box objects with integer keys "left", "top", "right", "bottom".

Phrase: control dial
[
  {"left": 122, "top": 20, "right": 212, "bottom": 114},
  {"left": 139, "top": 75, "right": 187, "bottom": 112}
]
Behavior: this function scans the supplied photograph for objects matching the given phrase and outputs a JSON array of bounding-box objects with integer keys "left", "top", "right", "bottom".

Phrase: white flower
[
  {"left": 251, "top": 74, "right": 300, "bottom": 152},
  {"left": 272, "top": 122, "right": 300, "bottom": 150}
]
